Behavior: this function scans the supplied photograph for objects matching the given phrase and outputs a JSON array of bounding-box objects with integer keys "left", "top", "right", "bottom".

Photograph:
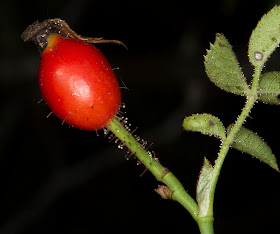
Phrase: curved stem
[
  {"left": 208, "top": 66, "right": 262, "bottom": 215},
  {"left": 107, "top": 116, "right": 199, "bottom": 221},
  {"left": 106, "top": 66, "right": 262, "bottom": 233}
]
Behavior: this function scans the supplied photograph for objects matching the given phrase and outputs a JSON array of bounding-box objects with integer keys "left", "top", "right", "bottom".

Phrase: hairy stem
[
  {"left": 107, "top": 116, "right": 199, "bottom": 221},
  {"left": 208, "top": 66, "right": 261, "bottom": 215}
]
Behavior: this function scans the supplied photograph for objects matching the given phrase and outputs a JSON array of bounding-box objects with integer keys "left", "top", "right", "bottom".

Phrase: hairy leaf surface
[
  {"left": 258, "top": 71, "right": 280, "bottom": 105},
  {"left": 204, "top": 33, "right": 249, "bottom": 95},
  {"left": 248, "top": 5, "right": 280, "bottom": 68},
  {"left": 228, "top": 126, "right": 279, "bottom": 171},
  {"left": 183, "top": 113, "right": 226, "bottom": 141}
]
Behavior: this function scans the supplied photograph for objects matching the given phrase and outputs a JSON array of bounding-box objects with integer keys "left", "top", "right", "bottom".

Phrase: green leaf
[
  {"left": 183, "top": 113, "right": 226, "bottom": 141},
  {"left": 197, "top": 158, "right": 213, "bottom": 217},
  {"left": 204, "top": 33, "right": 249, "bottom": 95},
  {"left": 228, "top": 125, "right": 279, "bottom": 171},
  {"left": 248, "top": 5, "right": 280, "bottom": 68},
  {"left": 258, "top": 71, "right": 280, "bottom": 105}
]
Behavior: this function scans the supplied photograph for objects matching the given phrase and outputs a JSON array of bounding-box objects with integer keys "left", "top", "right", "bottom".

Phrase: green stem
[
  {"left": 105, "top": 66, "right": 263, "bottom": 233},
  {"left": 105, "top": 64, "right": 261, "bottom": 233},
  {"left": 197, "top": 217, "right": 214, "bottom": 234},
  {"left": 208, "top": 66, "right": 262, "bottom": 215},
  {"left": 107, "top": 116, "right": 199, "bottom": 221}
]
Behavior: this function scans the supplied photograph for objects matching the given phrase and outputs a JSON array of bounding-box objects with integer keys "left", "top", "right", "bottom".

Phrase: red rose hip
[{"left": 38, "top": 33, "right": 121, "bottom": 130}]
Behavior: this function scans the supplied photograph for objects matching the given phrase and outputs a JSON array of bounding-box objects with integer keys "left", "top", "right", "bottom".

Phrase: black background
[{"left": 0, "top": 0, "right": 280, "bottom": 233}]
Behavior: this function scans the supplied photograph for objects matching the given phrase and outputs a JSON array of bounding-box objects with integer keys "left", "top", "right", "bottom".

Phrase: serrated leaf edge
[
  {"left": 183, "top": 113, "right": 226, "bottom": 141},
  {"left": 228, "top": 125, "right": 279, "bottom": 171},
  {"left": 204, "top": 34, "right": 250, "bottom": 95},
  {"left": 248, "top": 5, "right": 280, "bottom": 68}
]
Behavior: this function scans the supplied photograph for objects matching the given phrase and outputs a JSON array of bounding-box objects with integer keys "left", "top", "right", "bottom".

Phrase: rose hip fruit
[{"left": 38, "top": 33, "right": 121, "bottom": 130}]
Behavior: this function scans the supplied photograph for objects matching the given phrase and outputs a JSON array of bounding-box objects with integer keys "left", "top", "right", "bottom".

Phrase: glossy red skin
[{"left": 39, "top": 34, "right": 121, "bottom": 130}]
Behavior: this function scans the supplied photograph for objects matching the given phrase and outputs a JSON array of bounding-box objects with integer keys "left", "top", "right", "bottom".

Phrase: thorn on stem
[
  {"left": 103, "top": 127, "right": 110, "bottom": 136},
  {"left": 140, "top": 168, "right": 148, "bottom": 177},
  {"left": 125, "top": 149, "right": 132, "bottom": 160}
]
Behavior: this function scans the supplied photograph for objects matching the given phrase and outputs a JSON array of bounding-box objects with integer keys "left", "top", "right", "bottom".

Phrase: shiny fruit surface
[{"left": 39, "top": 34, "right": 121, "bottom": 130}]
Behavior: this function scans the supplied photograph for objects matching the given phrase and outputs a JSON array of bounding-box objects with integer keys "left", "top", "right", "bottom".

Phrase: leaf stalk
[{"left": 207, "top": 66, "right": 261, "bottom": 216}]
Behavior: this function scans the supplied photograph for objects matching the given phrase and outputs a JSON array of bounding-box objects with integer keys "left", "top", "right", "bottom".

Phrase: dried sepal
[{"left": 22, "top": 18, "right": 127, "bottom": 50}]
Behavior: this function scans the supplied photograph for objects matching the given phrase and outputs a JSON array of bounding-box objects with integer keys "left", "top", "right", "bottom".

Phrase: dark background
[{"left": 1, "top": 0, "right": 280, "bottom": 233}]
